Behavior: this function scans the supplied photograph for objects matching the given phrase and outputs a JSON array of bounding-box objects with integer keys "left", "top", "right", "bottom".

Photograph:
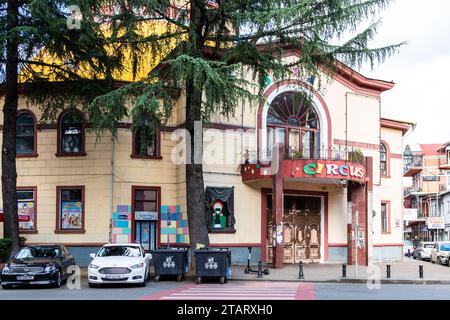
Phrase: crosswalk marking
[{"left": 154, "top": 282, "right": 310, "bottom": 300}]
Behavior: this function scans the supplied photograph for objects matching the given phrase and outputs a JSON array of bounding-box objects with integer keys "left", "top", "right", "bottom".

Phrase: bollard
[
  {"left": 342, "top": 264, "right": 347, "bottom": 278},
  {"left": 298, "top": 261, "right": 304, "bottom": 280},
  {"left": 386, "top": 264, "right": 391, "bottom": 278},
  {"left": 257, "top": 261, "right": 263, "bottom": 278},
  {"left": 244, "top": 247, "right": 252, "bottom": 274},
  {"left": 419, "top": 265, "right": 424, "bottom": 279}
]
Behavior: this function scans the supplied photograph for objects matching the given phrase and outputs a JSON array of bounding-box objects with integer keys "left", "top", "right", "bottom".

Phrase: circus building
[{"left": 0, "top": 43, "right": 412, "bottom": 267}]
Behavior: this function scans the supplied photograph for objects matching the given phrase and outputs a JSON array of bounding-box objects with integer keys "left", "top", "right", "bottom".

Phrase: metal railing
[
  {"left": 403, "top": 155, "right": 423, "bottom": 173},
  {"left": 244, "top": 145, "right": 366, "bottom": 165}
]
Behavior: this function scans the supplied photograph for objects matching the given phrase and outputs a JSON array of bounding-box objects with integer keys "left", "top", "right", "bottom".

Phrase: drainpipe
[{"left": 109, "top": 135, "right": 115, "bottom": 243}]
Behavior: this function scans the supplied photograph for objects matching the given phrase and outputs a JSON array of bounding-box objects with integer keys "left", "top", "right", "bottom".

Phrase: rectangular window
[
  {"left": 56, "top": 186, "right": 85, "bottom": 233},
  {"left": 381, "top": 202, "right": 390, "bottom": 233},
  {"left": 132, "top": 128, "right": 160, "bottom": 159},
  {"left": 206, "top": 187, "right": 235, "bottom": 233},
  {"left": 17, "top": 188, "right": 36, "bottom": 232}
]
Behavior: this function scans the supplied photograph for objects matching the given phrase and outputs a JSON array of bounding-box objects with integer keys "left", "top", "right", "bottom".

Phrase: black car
[{"left": 0, "top": 244, "right": 76, "bottom": 289}]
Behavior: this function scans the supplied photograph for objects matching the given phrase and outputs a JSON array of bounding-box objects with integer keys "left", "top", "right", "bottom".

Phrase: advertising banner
[
  {"left": 18, "top": 201, "right": 34, "bottom": 230},
  {"left": 61, "top": 202, "right": 82, "bottom": 229},
  {"left": 427, "top": 217, "right": 445, "bottom": 230}
]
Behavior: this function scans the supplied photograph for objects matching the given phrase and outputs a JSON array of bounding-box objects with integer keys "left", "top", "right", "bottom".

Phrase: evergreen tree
[
  {"left": 87, "top": 0, "right": 403, "bottom": 250},
  {"left": 0, "top": 0, "right": 122, "bottom": 253}
]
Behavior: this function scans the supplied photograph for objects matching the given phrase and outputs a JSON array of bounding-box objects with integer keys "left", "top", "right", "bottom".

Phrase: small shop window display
[{"left": 205, "top": 187, "right": 236, "bottom": 233}]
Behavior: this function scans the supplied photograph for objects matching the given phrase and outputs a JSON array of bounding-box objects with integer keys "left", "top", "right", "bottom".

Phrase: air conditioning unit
[{"left": 439, "top": 184, "right": 448, "bottom": 192}]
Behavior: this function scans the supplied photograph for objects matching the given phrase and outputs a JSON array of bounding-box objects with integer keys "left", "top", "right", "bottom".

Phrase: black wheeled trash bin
[
  {"left": 153, "top": 247, "right": 189, "bottom": 282},
  {"left": 194, "top": 248, "right": 231, "bottom": 284}
]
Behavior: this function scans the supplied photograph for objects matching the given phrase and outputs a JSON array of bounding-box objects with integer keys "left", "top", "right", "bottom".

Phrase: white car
[{"left": 88, "top": 243, "right": 152, "bottom": 288}]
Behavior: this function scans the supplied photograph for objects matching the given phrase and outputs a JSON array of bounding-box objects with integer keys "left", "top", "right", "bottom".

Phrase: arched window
[
  {"left": 380, "top": 143, "right": 388, "bottom": 176},
  {"left": 57, "top": 109, "right": 85, "bottom": 156},
  {"left": 16, "top": 111, "right": 36, "bottom": 156},
  {"left": 267, "top": 92, "right": 320, "bottom": 158}
]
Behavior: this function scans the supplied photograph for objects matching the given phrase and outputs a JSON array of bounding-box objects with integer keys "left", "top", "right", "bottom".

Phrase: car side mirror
[
  {"left": 145, "top": 253, "right": 152, "bottom": 259},
  {"left": 90, "top": 253, "right": 96, "bottom": 259}
]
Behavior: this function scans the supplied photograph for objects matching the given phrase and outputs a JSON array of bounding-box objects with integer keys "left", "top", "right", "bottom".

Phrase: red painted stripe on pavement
[
  {"left": 295, "top": 283, "right": 316, "bottom": 300},
  {"left": 139, "top": 283, "right": 197, "bottom": 300}
]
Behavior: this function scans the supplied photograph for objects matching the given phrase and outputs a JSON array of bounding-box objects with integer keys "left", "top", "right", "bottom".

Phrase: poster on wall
[
  {"left": 61, "top": 202, "right": 82, "bottom": 229},
  {"left": 18, "top": 202, "right": 34, "bottom": 230}
]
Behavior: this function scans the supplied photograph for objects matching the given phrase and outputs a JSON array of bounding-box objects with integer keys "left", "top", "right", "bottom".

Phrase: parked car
[
  {"left": 412, "top": 242, "right": 434, "bottom": 260},
  {"left": 404, "top": 240, "right": 414, "bottom": 257},
  {"left": 0, "top": 244, "right": 76, "bottom": 289},
  {"left": 88, "top": 243, "right": 152, "bottom": 288},
  {"left": 430, "top": 242, "right": 450, "bottom": 265}
]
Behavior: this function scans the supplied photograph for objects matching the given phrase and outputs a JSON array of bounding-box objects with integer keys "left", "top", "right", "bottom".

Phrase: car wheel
[
  {"left": 138, "top": 279, "right": 146, "bottom": 287},
  {"left": 1, "top": 284, "right": 12, "bottom": 290},
  {"left": 88, "top": 282, "right": 98, "bottom": 288},
  {"left": 145, "top": 267, "right": 151, "bottom": 281},
  {"left": 53, "top": 269, "right": 62, "bottom": 288}
]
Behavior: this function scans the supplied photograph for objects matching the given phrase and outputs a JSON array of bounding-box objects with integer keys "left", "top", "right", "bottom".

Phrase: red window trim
[
  {"left": 17, "top": 186, "right": 38, "bottom": 234},
  {"left": 55, "top": 186, "right": 86, "bottom": 234},
  {"left": 131, "top": 186, "right": 161, "bottom": 249},
  {"left": 16, "top": 110, "right": 38, "bottom": 158},
  {"left": 381, "top": 201, "right": 391, "bottom": 234},
  {"left": 130, "top": 126, "right": 162, "bottom": 160},
  {"left": 380, "top": 140, "right": 391, "bottom": 178},
  {"left": 55, "top": 109, "right": 87, "bottom": 157}
]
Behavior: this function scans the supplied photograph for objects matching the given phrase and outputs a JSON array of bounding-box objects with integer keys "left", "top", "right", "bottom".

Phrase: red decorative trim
[
  {"left": 55, "top": 186, "right": 86, "bottom": 234},
  {"left": 380, "top": 118, "right": 412, "bottom": 136},
  {"left": 381, "top": 200, "right": 391, "bottom": 234},
  {"left": 204, "top": 123, "right": 254, "bottom": 131},
  {"left": 56, "top": 109, "right": 86, "bottom": 157},
  {"left": 256, "top": 46, "right": 395, "bottom": 96},
  {"left": 334, "top": 139, "right": 379, "bottom": 150},
  {"left": 261, "top": 188, "right": 328, "bottom": 263},
  {"left": 17, "top": 186, "right": 38, "bottom": 234},
  {"left": 328, "top": 243, "right": 347, "bottom": 248},
  {"left": 16, "top": 110, "right": 38, "bottom": 158},
  {"left": 131, "top": 186, "right": 161, "bottom": 249},
  {"left": 257, "top": 80, "right": 333, "bottom": 161},
  {"left": 373, "top": 243, "right": 403, "bottom": 247},
  {"left": 391, "top": 153, "right": 403, "bottom": 159}
]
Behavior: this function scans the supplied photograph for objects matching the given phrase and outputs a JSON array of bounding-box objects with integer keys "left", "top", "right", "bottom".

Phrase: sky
[{"left": 358, "top": 0, "right": 450, "bottom": 146}]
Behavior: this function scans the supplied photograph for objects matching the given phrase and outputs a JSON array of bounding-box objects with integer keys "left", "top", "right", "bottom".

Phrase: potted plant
[{"left": 348, "top": 148, "right": 364, "bottom": 163}]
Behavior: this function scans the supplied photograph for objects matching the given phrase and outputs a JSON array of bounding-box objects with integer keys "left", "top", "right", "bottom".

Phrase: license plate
[
  {"left": 17, "top": 275, "right": 34, "bottom": 281},
  {"left": 105, "top": 274, "right": 123, "bottom": 279}
]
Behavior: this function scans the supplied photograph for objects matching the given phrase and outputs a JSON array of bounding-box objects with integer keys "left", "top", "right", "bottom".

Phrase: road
[{"left": 1, "top": 279, "right": 450, "bottom": 300}]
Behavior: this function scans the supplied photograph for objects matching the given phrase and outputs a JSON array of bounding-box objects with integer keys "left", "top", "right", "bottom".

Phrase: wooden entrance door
[{"left": 266, "top": 195, "right": 321, "bottom": 264}]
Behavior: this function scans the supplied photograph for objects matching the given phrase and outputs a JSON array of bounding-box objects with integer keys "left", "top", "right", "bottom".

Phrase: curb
[{"left": 78, "top": 269, "right": 450, "bottom": 285}]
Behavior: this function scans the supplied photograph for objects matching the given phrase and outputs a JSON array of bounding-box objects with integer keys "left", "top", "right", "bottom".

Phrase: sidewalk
[
  {"left": 79, "top": 258, "right": 450, "bottom": 284},
  {"left": 230, "top": 258, "right": 450, "bottom": 284}
]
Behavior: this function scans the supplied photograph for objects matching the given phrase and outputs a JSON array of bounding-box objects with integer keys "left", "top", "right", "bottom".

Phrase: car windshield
[
  {"left": 97, "top": 246, "right": 142, "bottom": 257},
  {"left": 15, "top": 247, "right": 60, "bottom": 259},
  {"left": 424, "top": 244, "right": 434, "bottom": 248},
  {"left": 440, "top": 244, "right": 450, "bottom": 251}
]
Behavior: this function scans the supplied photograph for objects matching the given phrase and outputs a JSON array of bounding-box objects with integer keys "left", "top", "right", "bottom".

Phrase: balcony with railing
[
  {"left": 241, "top": 145, "right": 367, "bottom": 185},
  {"left": 403, "top": 154, "right": 423, "bottom": 177},
  {"left": 439, "top": 157, "right": 450, "bottom": 169}
]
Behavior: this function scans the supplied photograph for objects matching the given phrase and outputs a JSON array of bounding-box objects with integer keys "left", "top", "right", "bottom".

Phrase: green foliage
[
  {"left": 0, "top": 238, "right": 12, "bottom": 263},
  {"left": 85, "top": 0, "right": 403, "bottom": 134}
]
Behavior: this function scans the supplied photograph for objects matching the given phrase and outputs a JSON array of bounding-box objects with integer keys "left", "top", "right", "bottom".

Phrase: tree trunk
[
  {"left": 185, "top": 0, "right": 210, "bottom": 252},
  {"left": 2, "top": 0, "right": 19, "bottom": 255}
]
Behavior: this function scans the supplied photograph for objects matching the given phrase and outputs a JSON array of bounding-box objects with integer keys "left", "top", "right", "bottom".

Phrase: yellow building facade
[{"left": 0, "top": 51, "right": 412, "bottom": 266}]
